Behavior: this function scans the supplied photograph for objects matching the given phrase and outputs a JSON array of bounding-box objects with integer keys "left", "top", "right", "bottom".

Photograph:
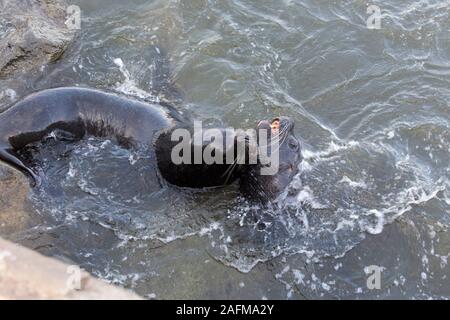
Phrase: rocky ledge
[
  {"left": 0, "top": 236, "right": 141, "bottom": 299},
  {"left": 0, "top": 0, "right": 75, "bottom": 78}
]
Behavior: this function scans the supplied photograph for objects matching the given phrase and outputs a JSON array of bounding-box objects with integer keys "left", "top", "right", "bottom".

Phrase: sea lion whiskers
[
  {"left": 243, "top": 169, "right": 276, "bottom": 207},
  {"left": 221, "top": 156, "right": 239, "bottom": 185},
  {"left": 269, "top": 127, "right": 290, "bottom": 156},
  {"left": 261, "top": 124, "right": 290, "bottom": 163},
  {"left": 264, "top": 123, "right": 289, "bottom": 151},
  {"left": 221, "top": 144, "right": 248, "bottom": 185}
]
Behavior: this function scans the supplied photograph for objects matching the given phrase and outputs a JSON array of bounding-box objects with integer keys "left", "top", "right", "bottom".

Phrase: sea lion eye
[
  {"left": 271, "top": 119, "right": 280, "bottom": 131},
  {"left": 288, "top": 138, "right": 299, "bottom": 150}
]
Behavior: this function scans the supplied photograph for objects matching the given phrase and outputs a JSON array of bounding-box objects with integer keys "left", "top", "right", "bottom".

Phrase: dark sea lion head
[
  {"left": 240, "top": 116, "right": 302, "bottom": 202},
  {"left": 154, "top": 116, "right": 301, "bottom": 200}
]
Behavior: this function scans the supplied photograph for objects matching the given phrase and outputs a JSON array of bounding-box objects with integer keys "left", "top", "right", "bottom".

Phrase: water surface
[{"left": 1, "top": 0, "right": 450, "bottom": 299}]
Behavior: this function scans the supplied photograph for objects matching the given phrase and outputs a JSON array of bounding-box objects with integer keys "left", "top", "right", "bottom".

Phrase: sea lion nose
[{"left": 271, "top": 119, "right": 280, "bottom": 131}]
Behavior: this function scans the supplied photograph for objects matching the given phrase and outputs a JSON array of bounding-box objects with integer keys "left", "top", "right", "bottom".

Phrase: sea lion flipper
[{"left": 0, "top": 149, "right": 40, "bottom": 186}]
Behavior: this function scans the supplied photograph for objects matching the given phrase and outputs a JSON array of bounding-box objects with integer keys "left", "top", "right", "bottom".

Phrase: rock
[
  {"left": 0, "top": 164, "right": 32, "bottom": 236},
  {"left": 0, "top": 0, "right": 75, "bottom": 78},
  {"left": 0, "top": 166, "right": 142, "bottom": 300},
  {"left": 0, "top": 237, "right": 142, "bottom": 299}
]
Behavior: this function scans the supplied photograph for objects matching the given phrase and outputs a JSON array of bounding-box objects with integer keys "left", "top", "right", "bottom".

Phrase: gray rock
[
  {"left": 0, "top": 163, "right": 32, "bottom": 236},
  {"left": 0, "top": 0, "right": 75, "bottom": 78},
  {"left": 0, "top": 237, "right": 142, "bottom": 299}
]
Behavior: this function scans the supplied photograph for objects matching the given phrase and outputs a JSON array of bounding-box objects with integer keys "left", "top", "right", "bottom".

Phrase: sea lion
[
  {"left": 240, "top": 117, "right": 302, "bottom": 202},
  {"left": 0, "top": 87, "right": 302, "bottom": 201}
]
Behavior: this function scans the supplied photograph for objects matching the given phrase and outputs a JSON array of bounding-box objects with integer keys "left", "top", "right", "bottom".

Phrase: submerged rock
[
  {"left": 0, "top": 164, "right": 32, "bottom": 236},
  {"left": 0, "top": 0, "right": 75, "bottom": 78},
  {"left": 0, "top": 237, "right": 142, "bottom": 299}
]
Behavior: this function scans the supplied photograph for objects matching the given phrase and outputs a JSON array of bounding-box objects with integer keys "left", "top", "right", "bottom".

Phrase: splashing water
[{"left": 2, "top": 0, "right": 450, "bottom": 299}]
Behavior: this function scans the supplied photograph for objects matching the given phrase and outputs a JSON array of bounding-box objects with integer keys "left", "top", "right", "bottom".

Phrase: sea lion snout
[{"left": 241, "top": 116, "right": 301, "bottom": 202}]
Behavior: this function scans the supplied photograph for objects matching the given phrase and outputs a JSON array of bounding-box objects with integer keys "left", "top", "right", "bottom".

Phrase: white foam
[
  {"left": 338, "top": 176, "right": 367, "bottom": 189},
  {"left": 302, "top": 141, "right": 359, "bottom": 161},
  {"left": 113, "top": 58, "right": 159, "bottom": 102},
  {"left": 296, "top": 186, "right": 326, "bottom": 209},
  {"left": 0, "top": 88, "right": 17, "bottom": 101},
  {"left": 292, "top": 269, "right": 305, "bottom": 285}
]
